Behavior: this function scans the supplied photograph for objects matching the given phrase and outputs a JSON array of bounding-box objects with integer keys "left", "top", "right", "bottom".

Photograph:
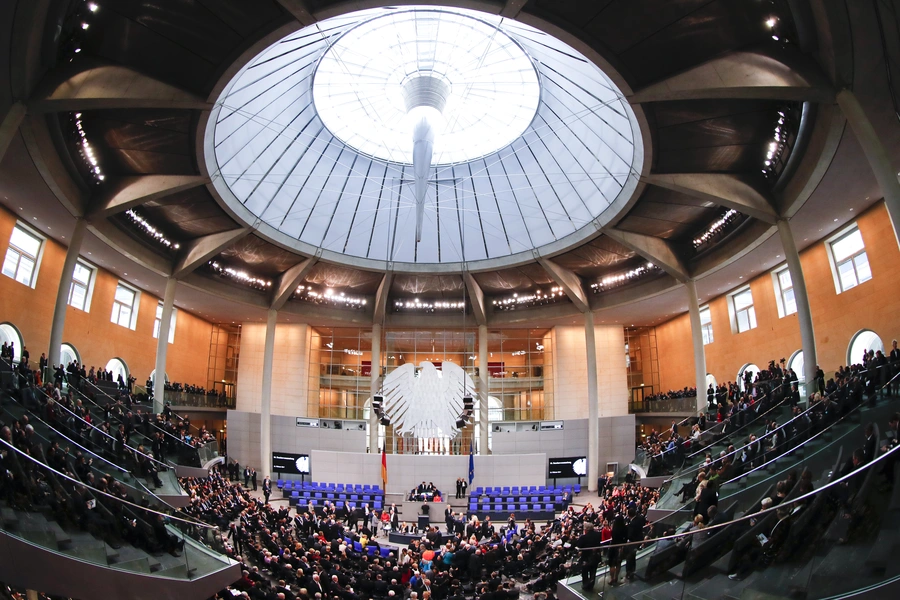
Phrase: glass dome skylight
[
  {"left": 312, "top": 10, "right": 541, "bottom": 165},
  {"left": 207, "top": 7, "right": 642, "bottom": 269}
]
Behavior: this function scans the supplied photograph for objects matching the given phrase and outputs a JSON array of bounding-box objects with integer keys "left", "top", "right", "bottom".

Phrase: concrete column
[
  {"left": 685, "top": 279, "right": 708, "bottom": 414},
  {"left": 584, "top": 311, "right": 600, "bottom": 492},
  {"left": 369, "top": 323, "right": 382, "bottom": 453},
  {"left": 478, "top": 324, "right": 489, "bottom": 455},
  {"left": 260, "top": 309, "right": 277, "bottom": 477},
  {"left": 777, "top": 218, "right": 818, "bottom": 393},
  {"left": 836, "top": 89, "right": 900, "bottom": 244},
  {"left": 152, "top": 277, "right": 177, "bottom": 413},
  {"left": 48, "top": 218, "right": 87, "bottom": 372}
]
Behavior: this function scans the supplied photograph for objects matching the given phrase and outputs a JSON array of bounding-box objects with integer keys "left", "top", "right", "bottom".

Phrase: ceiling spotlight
[
  {"left": 88, "top": 2, "right": 99, "bottom": 11},
  {"left": 765, "top": 17, "right": 777, "bottom": 28}
]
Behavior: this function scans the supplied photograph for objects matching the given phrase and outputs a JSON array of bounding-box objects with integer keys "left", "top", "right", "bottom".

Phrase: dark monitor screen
[
  {"left": 272, "top": 452, "right": 310, "bottom": 474},
  {"left": 549, "top": 456, "right": 587, "bottom": 478}
]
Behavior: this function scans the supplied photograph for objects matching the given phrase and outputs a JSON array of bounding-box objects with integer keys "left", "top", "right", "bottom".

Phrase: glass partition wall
[{"left": 309, "top": 327, "right": 552, "bottom": 454}]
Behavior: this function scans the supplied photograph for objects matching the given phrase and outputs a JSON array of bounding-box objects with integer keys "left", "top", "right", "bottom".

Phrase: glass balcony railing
[
  {"left": 629, "top": 396, "right": 699, "bottom": 414},
  {"left": 162, "top": 390, "right": 235, "bottom": 409},
  {"left": 0, "top": 435, "right": 233, "bottom": 580}
]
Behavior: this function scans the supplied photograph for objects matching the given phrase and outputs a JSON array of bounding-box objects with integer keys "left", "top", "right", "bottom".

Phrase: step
[{"left": 115, "top": 557, "right": 152, "bottom": 574}]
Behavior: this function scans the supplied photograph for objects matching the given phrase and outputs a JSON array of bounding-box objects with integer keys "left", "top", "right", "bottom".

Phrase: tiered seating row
[
  {"left": 279, "top": 481, "right": 384, "bottom": 510},
  {"left": 471, "top": 484, "right": 581, "bottom": 496},
  {"left": 467, "top": 485, "right": 578, "bottom": 514}
]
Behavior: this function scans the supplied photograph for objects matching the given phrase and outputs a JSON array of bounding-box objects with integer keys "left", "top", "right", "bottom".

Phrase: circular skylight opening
[
  {"left": 312, "top": 9, "right": 541, "bottom": 165},
  {"left": 207, "top": 6, "right": 643, "bottom": 270}
]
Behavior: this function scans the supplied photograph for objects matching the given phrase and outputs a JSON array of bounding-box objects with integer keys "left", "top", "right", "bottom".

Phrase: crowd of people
[
  {"left": 643, "top": 387, "right": 697, "bottom": 403},
  {"left": 182, "top": 467, "right": 663, "bottom": 600}
]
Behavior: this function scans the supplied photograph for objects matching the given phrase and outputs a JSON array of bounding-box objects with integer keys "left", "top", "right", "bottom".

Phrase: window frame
[
  {"left": 699, "top": 306, "right": 713, "bottom": 345},
  {"left": 2, "top": 222, "right": 45, "bottom": 289},
  {"left": 728, "top": 286, "right": 758, "bottom": 334},
  {"left": 110, "top": 281, "right": 140, "bottom": 330},
  {"left": 825, "top": 223, "right": 872, "bottom": 294},
  {"left": 67, "top": 259, "right": 96, "bottom": 312},
  {"left": 771, "top": 265, "right": 797, "bottom": 318},
  {"left": 153, "top": 302, "right": 177, "bottom": 344}
]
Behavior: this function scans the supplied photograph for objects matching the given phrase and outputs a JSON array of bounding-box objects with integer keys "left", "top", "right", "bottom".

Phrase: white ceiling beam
[
  {"left": 628, "top": 49, "right": 835, "bottom": 104},
  {"left": 171, "top": 228, "right": 251, "bottom": 279},
  {"left": 373, "top": 272, "right": 394, "bottom": 325},
  {"left": 536, "top": 256, "right": 591, "bottom": 313},
  {"left": 462, "top": 272, "right": 487, "bottom": 326},
  {"left": 87, "top": 175, "right": 209, "bottom": 221},
  {"left": 270, "top": 255, "right": 319, "bottom": 310},
  {"left": 602, "top": 228, "right": 690, "bottom": 283},
  {"left": 643, "top": 173, "right": 779, "bottom": 224},
  {"left": 275, "top": 0, "right": 317, "bottom": 26},
  {"left": 29, "top": 59, "right": 211, "bottom": 113}
]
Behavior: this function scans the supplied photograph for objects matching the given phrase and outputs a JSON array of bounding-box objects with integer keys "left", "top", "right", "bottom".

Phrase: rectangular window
[
  {"left": 111, "top": 282, "right": 139, "bottom": 329},
  {"left": 2, "top": 224, "right": 43, "bottom": 287},
  {"left": 774, "top": 267, "right": 797, "bottom": 317},
  {"left": 700, "top": 307, "right": 713, "bottom": 345},
  {"left": 829, "top": 226, "right": 871, "bottom": 292},
  {"left": 732, "top": 288, "right": 757, "bottom": 333},
  {"left": 153, "top": 302, "right": 177, "bottom": 344},
  {"left": 67, "top": 261, "right": 94, "bottom": 311}
]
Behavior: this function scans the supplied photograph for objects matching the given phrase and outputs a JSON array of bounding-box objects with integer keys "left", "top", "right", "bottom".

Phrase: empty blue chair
[
  {"left": 542, "top": 495, "right": 551, "bottom": 503},
  {"left": 336, "top": 484, "right": 344, "bottom": 492},
  {"left": 506, "top": 503, "right": 515, "bottom": 511},
  {"left": 574, "top": 484, "right": 581, "bottom": 494},
  {"left": 502, "top": 487, "right": 510, "bottom": 495},
  {"left": 367, "top": 546, "right": 377, "bottom": 556},
  {"left": 544, "top": 503, "right": 554, "bottom": 512},
  {"left": 533, "top": 503, "right": 541, "bottom": 511},
  {"left": 339, "top": 494, "right": 347, "bottom": 500},
  {"left": 380, "top": 547, "right": 391, "bottom": 558},
  {"left": 469, "top": 503, "right": 477, "bottom": 512},
  {"left": 511, "top": 487, "right": 519, "bottom": 495},
  {"left": 529, "top": 486, "right": 537, "bottom": 492},
  {"left": 326, "top": 493, "right": 335, "bottom": 500},
  {"left": 374, "top": 501, "right": 382, "bottom": 510},
  {"left": 291, "top": 491, "right": 299, "bottom": 498},
  {"left": 474, "top": 487, "right": 483, "bottom": 495},
  {"left": 363, "top": 484, "right": 372, "bottom": 491},
  {"left": 362, "top": 494, "right": 371, "bottom": 502},
  {"left": 314, "top": 492, "right": 323, "bottom": 499},
  {"left": 519, "top": 503, "right": 527, "bottom": 512},
  {"left": 276, "top": 479, "right": 284, "bottom": 488},
  {"left": 337, "top": 501, "right": 344, "bottom": 509},
  {"left": 354, "top": 542, "right": 363, "bottom": 553}
]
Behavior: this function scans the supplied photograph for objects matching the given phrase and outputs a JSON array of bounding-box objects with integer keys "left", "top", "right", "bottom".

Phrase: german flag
[{"left": 381, "top": 447, "right": 388, "bottom": 487}]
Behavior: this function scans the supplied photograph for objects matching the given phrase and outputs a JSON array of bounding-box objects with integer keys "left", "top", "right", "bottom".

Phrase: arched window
[
  {"left": 106, "top": 358, "right": 129, "bottom": 384},
  {"left": 788, "top": 350, "right": 804, "bottom": 381},
  {"left": 737, "top": 363, "right": 760, "bottom": 392},
  {"left": 847, "top": 330, "right": 884, "bottom": 366},
  {"left": 706, "top": 373, "right": 717, "bottom": 390},
  {"left": 0, "top": 323, "right": 23, "bottom": 364},
  {"left": 148, "top": 369, "right": 169, "bottom": 386},
  {"left": 60, "top": 343, "right": 80, "bottom": 368}
]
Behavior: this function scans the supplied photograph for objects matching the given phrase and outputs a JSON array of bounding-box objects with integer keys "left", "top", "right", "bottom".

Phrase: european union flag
[{"left": 468, "top": 441, "right": 475, "bottom": 485}]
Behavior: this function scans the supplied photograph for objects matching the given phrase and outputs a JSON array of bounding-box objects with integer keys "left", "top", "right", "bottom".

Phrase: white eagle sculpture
[{"left": 380, "top": 361, "right": 475, "bottom": 439}]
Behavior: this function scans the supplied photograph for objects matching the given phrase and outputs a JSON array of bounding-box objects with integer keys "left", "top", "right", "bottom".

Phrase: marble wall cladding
[
  {"left": 310, "top": 451, "right": 547, "bottom": 495},
  {"left": 236, "top": 322, "right": 312, "bottom": 417},
  {"left": 226, "top": 410, "right": 366, "bottom": 475},
  {"left": 552, "top": 324, "right": 629, "bottom": 420},
  {"left": 491, "top": 415, "right": 636, "bottom": 482}
]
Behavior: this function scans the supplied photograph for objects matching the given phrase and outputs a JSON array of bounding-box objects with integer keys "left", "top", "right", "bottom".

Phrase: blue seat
[
  {"left": 363, "top": 484, "right": 372, "bottom": 491},
  {"left": 511, "top": 487, "right": 519, "bottom": 494},
  {"left": 336, "top": 484, "right": 344, "bottom": 492},
  {"left": 291, "top": 491, "right": 299, "bottom": 498},
  {"left": 529, "top": 486, "right": 537, "bottom": 492},
  {"left": 314, "top": 492, "right": 323, "bottom": 499},
  {"left": 337, "top": 501, "right": 344, "bottom": 509},
  {"left": 506, "top": 503, "right": 514, "bottom": 511},
  {"left": 574, "top": 484, "right": 581, "bottom": 494},
  {"left": 350, "top": 494, "right": 359, "bottom": 501},
  {"left": 326, "top": 493, "right": 335, "bottom": 500},
  {"left": 469, "top": 503, "right": 477, "bottom": 511},
  {"left": 533, "top": 503, "right": 541, "bottom": 511},
  {"left": 545, "top": 503, "right": 554, "bottom": 512},
  {"left": 474, "top": 487, "right": 483, "bottom": 495},
  {"left": 380, "top": 547, "right": 391, "bottom": 558},
  {"left": 519, "top": 504, "right": 527, "bottom": 512},
  {"left": 502, "top": 487, "right": 510, "bottom": 495},
  {"left": 542, "top": 495, "right": 551, "bottom": 503},
  {"left": 276, "top": 479, "right": 284, "bottom": 488},
  {"left": 353, "top": 542, "right": 363, "bottom": 552},
  {"left": 367, "top": 546, "right": 377, "bottom": 556},
  {"left": 374, "top": 501, "right": 382, "bottom": 510},
  {"left": 362, "top": 495, "right": 371, "bottom": 502},
  {"left": 339, "top": 494, "right": 347, "bottom": 500},
  {"left": 372, "top": 485, "right": 381, "bottom": 491}
]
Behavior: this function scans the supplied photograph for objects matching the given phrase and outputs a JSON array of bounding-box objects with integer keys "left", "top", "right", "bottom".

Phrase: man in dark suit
[
  {"left": 574, "top": 523, "right": 604, "bottom": 590},
  {"left": 263, "top": 476, "right": 272, "bottom": 504}
]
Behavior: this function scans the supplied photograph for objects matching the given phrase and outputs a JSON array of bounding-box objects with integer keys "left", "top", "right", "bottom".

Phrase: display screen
[
  {"left": 273, "top": 452, "right": 310, "bottom": 474},
  {"left": 549, "top": 456, "right": 587, "bottom": 478}
]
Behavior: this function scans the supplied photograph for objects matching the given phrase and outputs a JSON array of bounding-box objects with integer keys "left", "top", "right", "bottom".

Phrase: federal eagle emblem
[{"left": 380, "top": 361, "right": 475, "bottom": 439}]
